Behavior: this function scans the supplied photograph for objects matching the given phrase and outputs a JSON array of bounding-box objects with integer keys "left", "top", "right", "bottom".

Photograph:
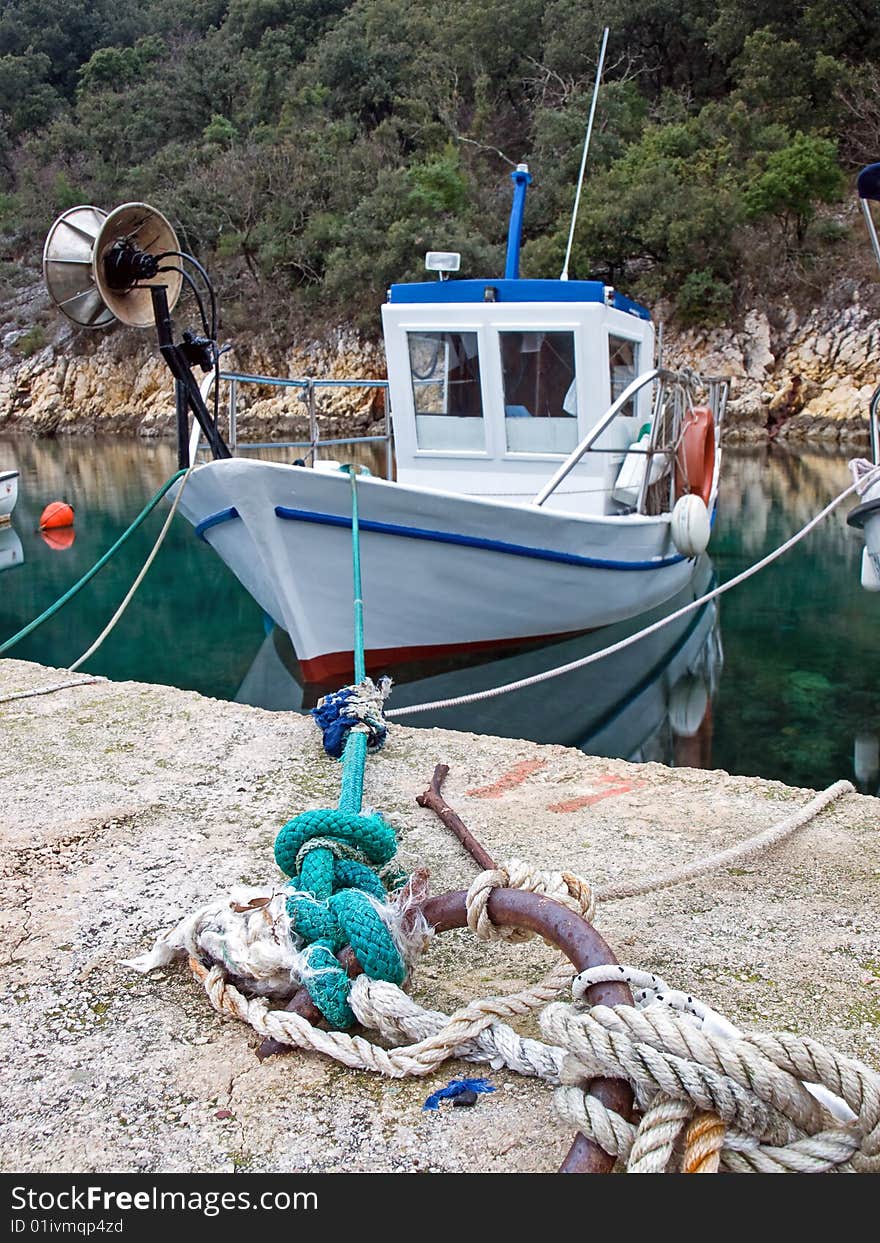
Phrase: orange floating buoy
[
  {"left": 39, "top": 501, "right": 75, "bottom": 531},
  {"left": 40, "top": 526, "right": 76, "bottom": 551}
]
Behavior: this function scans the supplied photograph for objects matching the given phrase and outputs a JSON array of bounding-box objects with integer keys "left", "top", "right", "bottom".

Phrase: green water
[{"left": 1, "top": 435, "right": 876, "bottom": 792}]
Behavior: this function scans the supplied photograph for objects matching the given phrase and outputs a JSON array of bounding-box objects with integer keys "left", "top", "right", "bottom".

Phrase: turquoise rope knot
[
  {"left": 275, "top": 801, "right": 407, "bottom": 1026},
  {"left": 274, "top": 744, "right": 406, "bottom": 1028}
]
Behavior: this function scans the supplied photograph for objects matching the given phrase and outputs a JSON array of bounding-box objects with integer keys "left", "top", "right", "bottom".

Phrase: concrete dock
[{"left": 1, "top": 656, "right": 878, "bottom": 1174}]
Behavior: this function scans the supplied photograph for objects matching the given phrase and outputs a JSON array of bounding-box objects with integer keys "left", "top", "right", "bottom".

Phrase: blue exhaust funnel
[{"left": 504, "top": 164, "right": 532, "bottom": 280}]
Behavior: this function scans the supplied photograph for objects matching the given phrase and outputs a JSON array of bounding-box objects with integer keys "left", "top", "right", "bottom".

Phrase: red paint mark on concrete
[
  {"left": 467, "top": 758, "right": 548, "bottom": 799},
  {"left": 547, "top": 776, "right": 645, "bottom": 814}
]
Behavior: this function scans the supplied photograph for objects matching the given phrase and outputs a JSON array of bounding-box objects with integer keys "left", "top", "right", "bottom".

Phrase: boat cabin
[
  {"left": 381, "top": 164, "right": 655, "bottom": 517},
  {"left": 381, "top": 279, "right": 654, "bottom": 515}
]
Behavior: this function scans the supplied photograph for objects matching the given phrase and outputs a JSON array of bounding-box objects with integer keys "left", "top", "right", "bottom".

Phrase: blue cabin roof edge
[{"left": 387, "top": 278, "right": 651, "bottom": 321}]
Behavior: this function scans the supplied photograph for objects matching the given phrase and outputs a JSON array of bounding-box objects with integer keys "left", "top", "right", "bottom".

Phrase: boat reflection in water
[
  {"left": 0, "top": 525, "right": 23, "bottom": 574},
  {"left": 236, "top": 555, "right": 722, "bottom": 769}
]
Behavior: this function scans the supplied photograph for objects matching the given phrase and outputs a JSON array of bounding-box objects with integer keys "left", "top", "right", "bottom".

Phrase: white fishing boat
[
  {"left": 0, "top": 470, "right": 18, "bottom": 523},
  {"left": 172, "top": 170, "right": 727, "bottom": 680},
  {"left": 42, "top": 169, "right": 728, "bottom": 684}
]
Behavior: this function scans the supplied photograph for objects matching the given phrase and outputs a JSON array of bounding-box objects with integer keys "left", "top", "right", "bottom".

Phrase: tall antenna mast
[{"left": 560, "top": 26, "right": 609, "bottom": 281}]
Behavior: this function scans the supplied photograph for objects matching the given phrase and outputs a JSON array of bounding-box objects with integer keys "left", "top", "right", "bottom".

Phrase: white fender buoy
[
  {"left": 854, "top": 733, "right": 879, "bottom": 786},
  {"left": 861, "top": 547, "right": 880, "bottom": 591},
  {"left": 668, "top": 674, "right": 709, "bottom": 738},
  {"left": 670, "top": 493, "right": 711, "bottom": 558}
]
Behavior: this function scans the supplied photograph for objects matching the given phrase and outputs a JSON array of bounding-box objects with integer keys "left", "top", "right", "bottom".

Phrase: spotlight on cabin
[{"left": 424, "top": 251, "right": 461, "bottom": 281}]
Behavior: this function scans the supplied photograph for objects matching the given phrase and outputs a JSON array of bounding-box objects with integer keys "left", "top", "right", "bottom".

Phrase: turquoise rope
[
  {"left": 275, "top": 464, "right": 406, "bottom": 1028},
  {"left": 339, "top": 463, "right": 367, "bottom": 813},
  {"left": 346, "top": 464, "right": 366, "bottom": 684},
  {"left": 0, "top": 469, "right": 187, "bottom": 656}
]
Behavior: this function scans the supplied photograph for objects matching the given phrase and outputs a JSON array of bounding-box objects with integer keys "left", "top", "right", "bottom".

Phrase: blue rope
[{"left": 423, "top": 1078, "right": 496, "bottom": 1110}]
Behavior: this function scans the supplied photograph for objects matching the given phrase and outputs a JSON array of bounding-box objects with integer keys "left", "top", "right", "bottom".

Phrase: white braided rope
[
  {"left": 190, "top": 955, "right": 570, "bottom": 1080},
  {"left": 542, "top": 981, "right": 880, "bottom": 1174}
]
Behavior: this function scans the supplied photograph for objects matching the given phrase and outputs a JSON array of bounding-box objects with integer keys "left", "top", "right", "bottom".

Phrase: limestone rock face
[
  {"left": 0, "top": 279, "right": 876, "bottom": 444},
  {"left": 662, "top": 297, "right": 877, "bottom": 443},
  {"left": 0, "top": 282, "right": 387, "bottom": 443}
]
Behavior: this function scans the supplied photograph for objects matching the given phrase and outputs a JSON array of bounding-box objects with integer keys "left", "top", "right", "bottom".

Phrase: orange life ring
[{"left": 675, "top": 406, "right": 715, "bottom": 506}]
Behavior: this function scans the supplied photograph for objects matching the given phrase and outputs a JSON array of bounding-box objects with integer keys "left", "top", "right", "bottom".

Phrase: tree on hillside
[{"left": 744, "top": 132, "right": 843, "bottom": 248}]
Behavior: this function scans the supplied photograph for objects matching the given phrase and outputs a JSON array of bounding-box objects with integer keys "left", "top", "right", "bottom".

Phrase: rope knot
[
  {"left": 466, "top": 857, "right": 596, "bottom": 941},
  {"left": 273, "top": 805, "right": 404, "bottom": 1029},
  {"left": 541, "top": 963, "right": 880, "bottom": 1173},
  {"left": 312, "top": 676, "right": 393, "bottom": 758},
  {"left": 275, "top": 807, "right": 397, "bottom": 887}
]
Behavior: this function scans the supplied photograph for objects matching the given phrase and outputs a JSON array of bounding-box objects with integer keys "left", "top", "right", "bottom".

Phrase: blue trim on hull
[
  {"left": 274, "top": 505, "right": 686, "bottom": 571},
  {"left": 195, "top": 506, "right": 240, "bottom": 541}
]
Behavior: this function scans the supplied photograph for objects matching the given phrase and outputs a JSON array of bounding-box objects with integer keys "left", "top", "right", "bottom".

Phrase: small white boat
[
  {"left": 38, "top": 170, "right": 728, "bottom": 683},
  {"left": 176, "top": 169, "right": 728, "bottom": 682},
  {"left": 0, "top": 470, "right": 18, "bottom": 523}
]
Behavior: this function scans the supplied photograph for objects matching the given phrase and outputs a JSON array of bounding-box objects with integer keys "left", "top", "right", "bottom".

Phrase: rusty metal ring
[{"left": 258, "top": 888, "right": 632, "bottom": 1173}]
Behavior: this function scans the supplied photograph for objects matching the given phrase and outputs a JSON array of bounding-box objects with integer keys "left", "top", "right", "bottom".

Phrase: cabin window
[
  {"left": 609, "top": 335, "right": 640, "bottom": 416},
  {"left": 408, "top": 331, "right": 485, "bottom": 451},
  {"left": 499, "top": 330, "right": 579, "bottom": 454}
]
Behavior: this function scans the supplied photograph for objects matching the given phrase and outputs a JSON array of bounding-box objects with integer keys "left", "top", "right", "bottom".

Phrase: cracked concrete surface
[{"left": 1, "top": 657, "right": 879, "bottom": 1173}]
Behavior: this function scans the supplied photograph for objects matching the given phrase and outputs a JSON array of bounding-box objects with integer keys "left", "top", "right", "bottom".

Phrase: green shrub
[{"left": 14, "top": 325, "right": 47, "bottom": 357}]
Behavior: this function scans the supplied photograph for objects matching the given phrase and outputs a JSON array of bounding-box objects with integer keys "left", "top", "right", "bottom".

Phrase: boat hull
[
  {"left": 177, "top": 458, "right": 701, "bottom": 680},
  {"left": 235, "top": 555, "right": 722, "bottom": 767}
]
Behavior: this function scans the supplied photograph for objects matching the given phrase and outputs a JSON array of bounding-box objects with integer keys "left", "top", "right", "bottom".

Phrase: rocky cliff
[{"left": 1, "top": 278, "right": 877, "bottom": 445}]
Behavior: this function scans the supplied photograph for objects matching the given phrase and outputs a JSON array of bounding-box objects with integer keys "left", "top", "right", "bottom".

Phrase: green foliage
[
  {"left": 744, "top": 132, "right": 844, "bottom": 247},
  {"left": 202, "top": 113, "right": 239, "bottom": 147},
  {"left": 77, "top": 37, "right": 165, "bottom": 95},
  {"left": 0, "top": 0, "right": 867, "bottom": 330},
  {"left": 677, "top": 270, "right": 734, "bottom": 324},
  {"left": 14, "top": 324, "right": 47, "bottom": 357},
  {"left": 0, "top": 52, "right": 61, "bottom": 136}
]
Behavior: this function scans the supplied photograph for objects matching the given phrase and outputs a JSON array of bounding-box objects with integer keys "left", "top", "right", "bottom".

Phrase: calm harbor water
[{"left": 1, "top": 435, "right": 876, "bottom": 793}]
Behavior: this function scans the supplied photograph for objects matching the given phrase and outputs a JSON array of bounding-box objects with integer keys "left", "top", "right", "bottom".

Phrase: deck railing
[
  {"left": 193, "top": 371, "right": 394, "bottom": 479},
  {"left": 533, "top": 368, "right": 728, "bottom": 513},
  {"left": 192, "top": 366, "right": 729, "bottom": 508}
]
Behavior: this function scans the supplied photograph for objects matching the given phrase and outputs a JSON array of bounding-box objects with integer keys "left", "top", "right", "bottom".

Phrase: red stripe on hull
[{"left": 297, "top": 629, "right": 587, "bottom": 686}]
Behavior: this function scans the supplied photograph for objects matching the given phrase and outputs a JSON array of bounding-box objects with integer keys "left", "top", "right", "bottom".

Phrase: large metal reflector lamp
[{"left": 43, "top": 202, "right": 183, "bottom": 328}]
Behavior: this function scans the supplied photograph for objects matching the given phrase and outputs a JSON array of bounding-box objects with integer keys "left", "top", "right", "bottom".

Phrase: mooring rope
[
  {"left": 0, "top": 674, "right": 107, "bottom": 705},
  {"left": 129, "top": 766, "right": 874, "bottom": 1173},
  {"left": 68, "top": 468, "right": 193, "bottom": 672},
  {"left": 170, "top": 869, "right": 880, "bottom": 1173},
  {"left": 597, "top": 778, "right": 854, "bottom": 901},
  {"left": 386, "top": 463, "right": 880, "bottom": 718},
  {"left": 0, "top": 469, "right": 193, "bottom": 705},
  {"left": 267, "top": 464, "right": 413, "bottom": 1027}
]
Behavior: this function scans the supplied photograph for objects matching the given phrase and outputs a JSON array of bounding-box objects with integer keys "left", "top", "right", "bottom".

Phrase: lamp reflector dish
[
  {"left": 43, "top": 205, "right": 115, "bottom": 328},
  {"left": 93, "top": 203, "right": 183, "bottom": 328}
]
